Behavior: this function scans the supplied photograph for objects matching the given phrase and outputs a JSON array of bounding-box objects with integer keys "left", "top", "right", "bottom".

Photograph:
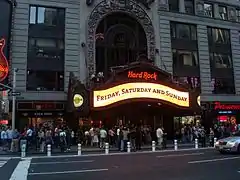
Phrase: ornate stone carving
[{"left": 87, "top": 0, "right": 156, "bottom": 78}]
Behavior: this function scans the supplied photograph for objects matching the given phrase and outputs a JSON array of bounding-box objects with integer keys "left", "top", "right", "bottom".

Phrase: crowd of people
[{"left": 0, "top": 122, "right": 239, "bottom": 153}]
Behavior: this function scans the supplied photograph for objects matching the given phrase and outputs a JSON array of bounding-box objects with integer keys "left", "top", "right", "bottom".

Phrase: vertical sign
[{"left": 0, "top": 0, "right": 13, "bottom": 88}]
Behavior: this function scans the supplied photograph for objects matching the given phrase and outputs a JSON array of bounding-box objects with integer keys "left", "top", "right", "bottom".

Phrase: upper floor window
[
  {"left": 207, "top": 27, "right": 230, "bottom": 44},
  {"left": 185, "top": 0, "right": 194, "bottom": 14},
  {"left": 29, "top": 6, "right": 65, "bottom": 26},
  {"left": 28, "top": 38, "right": 64, "bottom": 59},
  {"left": 27, "top": 70, "right": 64, "bottom": 91},
  {"left": 218, "top": 5, "right": 228, "bottom": 20},
  {"left": 212, "top": 77, "right": 235, "bottom": 94},
  {"left": 169, "top": 0, "right": 179, "bottom": 12},
  {"left": 237, "top": 9, "right": 240, "bottom": 22},
  {"left": 203, "top": 3, "right": 213, "bottom": 17},
  {"left": 210, "top": 53, "right": 232, "bottom": 68},
  {"left": 172, "top": 49, "right": 198, "bottom": 66},
  {"left": 171, "top": 23, "right": 197, "bottom": 40},
  {"left": 173, "top": 76, "right": 200, "bottom": 90}
]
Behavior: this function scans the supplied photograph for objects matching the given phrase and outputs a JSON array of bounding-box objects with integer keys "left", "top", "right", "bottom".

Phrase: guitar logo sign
[{"left": 0, "top": 38, "right": 9, "bottom": 82}]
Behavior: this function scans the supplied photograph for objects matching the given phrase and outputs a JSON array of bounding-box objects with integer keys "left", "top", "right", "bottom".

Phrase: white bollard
[
  {"left": 214, "top": 137, "right": 217, "bottom": 147},
  {"left": 105, "top": 143, "right": 109, "bottom": 154},
  {"left": 152, "top": 141, "right": 156, "bottom": 152},
  {"left": 174, "top": 139, "right": 178, "bottom": 150},
  {"left": 195, "top": 138, "right": 198, "bottom": 149},
  {"left": 127, "top": 142, "right": 131, "bottom": 153},
  {"left": 47, "top": 144, "right": 51, "bottom": 157},
  {"left": 78, "top": 144, "right": 81, "bottom": 156},
  {"left": 21, "top": 144, "right": 26, "bottom": 158}
]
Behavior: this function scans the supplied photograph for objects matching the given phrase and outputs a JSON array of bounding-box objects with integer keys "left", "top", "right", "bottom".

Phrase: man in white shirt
[
  {"left": 1, "top": 128, "right": 7, "bottom": 151},
  {"left": 156, "top": 127, "right": 163, "bottom": 149},
  {"left": 99, "top": 127, "right": 107, "bottom": 148}
]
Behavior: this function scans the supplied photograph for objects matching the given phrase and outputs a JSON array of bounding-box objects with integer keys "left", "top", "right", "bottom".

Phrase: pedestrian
[{"left": 156, "top": 126, "right": 163, "bottom": 149}]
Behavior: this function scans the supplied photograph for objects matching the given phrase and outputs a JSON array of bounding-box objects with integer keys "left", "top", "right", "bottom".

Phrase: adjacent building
[{"left": 5, "top": 0, "right": 240, "bottom": 129}]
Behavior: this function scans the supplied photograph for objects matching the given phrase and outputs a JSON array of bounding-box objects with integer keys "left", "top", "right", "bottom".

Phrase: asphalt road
[
  {"left": 17, "top": 149, "right": 239, "bottom": 180},
  {"left": 3, "top": 149, "right": 240, "bottom": 180},
  {"left": 0, "top": 157, "right": 20, "bottom": 180}
]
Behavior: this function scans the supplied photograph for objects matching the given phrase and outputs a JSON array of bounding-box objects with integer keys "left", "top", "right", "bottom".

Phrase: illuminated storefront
[{"left": 69, "top": 61, "right": 200, "bottom": 137}]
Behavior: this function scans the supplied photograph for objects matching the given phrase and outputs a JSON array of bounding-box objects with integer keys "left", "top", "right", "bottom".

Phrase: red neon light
[
  {"left": 214, "top": 102, "right": 240, "bottom": 110},
  {"left": 0, "top": 38, "right": 9, "bottom": 82},
  {"left": 128, "top": 71, "right": 157, "bottom": 81}
]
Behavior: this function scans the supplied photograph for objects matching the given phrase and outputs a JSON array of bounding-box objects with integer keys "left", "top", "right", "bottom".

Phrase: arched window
[{"left": 95, "top": 13, "right": 147, "bottom": 77}]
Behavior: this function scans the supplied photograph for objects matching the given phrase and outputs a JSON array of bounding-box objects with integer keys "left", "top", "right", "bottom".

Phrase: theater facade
[{"left": 68, "top": 61, "right": 200, "bottom": 137}]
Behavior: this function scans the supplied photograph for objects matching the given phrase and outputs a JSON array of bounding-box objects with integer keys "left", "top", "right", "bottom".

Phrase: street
[
  {"left": 0, "top": 157, "right": 20, "bottom": 180},
  {"left": 5, "top": 148, "right": 240, "bottom": 180}
]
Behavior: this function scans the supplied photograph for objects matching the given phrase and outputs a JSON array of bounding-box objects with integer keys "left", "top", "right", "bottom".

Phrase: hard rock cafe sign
[
  {"left": 0, "top": 38, "right": 9, "bottom": 82},
  {"left": 86, "top": 0, "right": 155, "bottom": 9},
  {"left": 128, "top": 71, "right": 157, "bottom": 81}
]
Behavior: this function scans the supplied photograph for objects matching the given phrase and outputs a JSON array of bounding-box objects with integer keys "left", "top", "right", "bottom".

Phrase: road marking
[
  {"left": 0, "top": 161, "right": 7, "bottom": 168},
  {"left": 28, "top": 169, "right": 109, "bottom": 176},
  {"left": 157, "top": 152, "right": 204, "bottom": 158},
  {"left": 10, "top": 158, "right": 32, "bottom": 180},
  {"left": 188, "top": 156, "right": 240, "bottom": 164},
  {"left": 31, "top": 160, "right": 94, "bottom": 165}
]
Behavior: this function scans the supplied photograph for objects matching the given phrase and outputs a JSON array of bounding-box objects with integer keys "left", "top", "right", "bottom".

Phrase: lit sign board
[
  {"left": 73, "top": 94, "right": 84, "bottom": 108},
  {"left": 0, "top": 38, "right": 9, "bottom": 82},
  {"left": 93, "top": 82, "right": 190, "bottom": 108},
  {"left": 128, "top": 71, "right": 157, "bottom": 81},
  {"left": 214, "top": 102, "right": 240, "bottom": 110}
]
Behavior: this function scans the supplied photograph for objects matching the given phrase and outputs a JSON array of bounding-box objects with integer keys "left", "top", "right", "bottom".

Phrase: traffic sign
[{"left": 9, "top": 92, "right": 21, "bottom": 96}]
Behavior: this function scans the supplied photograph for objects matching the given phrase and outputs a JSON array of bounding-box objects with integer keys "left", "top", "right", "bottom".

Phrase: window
[
  {"left": 203, "top": 3, "right": 213, "bottom": 17},
  {"left": 168, "top": 0, "right": 179, "bottom": 12},
  {"left": 28, "top": 38, "right": 64, "bottom": 59},
  {"left": 173, "top": 49, "right": 198, "bottom": 66},
  {"left": 29, "top": 6, "right": 65, "bottom": 26},
  {"left": 237, "top": 10, "right": 240, "bottom": 22},
  {"left": 185, "top": 0, "right": 194, "bottom": 14},
  {"left": 210, "top": 53, "right": 232, "bottom": 68},
  {"left": 171, "top": 23, "right": 197, "bottom": 40},
  {"left": 173, "top": 76, "right": 200, "bottom": 89},
  {"left": 27, "top": 70, "right": 64, "bottom": 91},
  {"left": 212, "top": 78, "right": 235, "bottom": 94},
  {"left": 238, "top": 31, "right": 240, "bottom": 44},
  {"left": 218, "top": 5, "right": 228, "bottom": 20},
  {"left": 208, "top": 27, "right": 230, "bottom": 44}
]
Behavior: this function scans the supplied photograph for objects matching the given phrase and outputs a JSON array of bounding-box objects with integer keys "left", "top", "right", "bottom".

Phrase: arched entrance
[
  {"left": 87, "top": 0, "right": 155, "bottom": 78},
  {"left": 95, "top": 13, "right": 147, "bottom": 76}
]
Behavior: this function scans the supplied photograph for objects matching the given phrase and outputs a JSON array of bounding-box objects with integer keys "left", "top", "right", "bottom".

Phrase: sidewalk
[{"left": 0, "top": 142, "right": 207, "bottom": 156}]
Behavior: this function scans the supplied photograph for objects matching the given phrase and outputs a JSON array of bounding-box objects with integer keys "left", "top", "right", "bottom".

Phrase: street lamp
[{"left": 11, "top": 68, "right": 18, "bottom": 130}]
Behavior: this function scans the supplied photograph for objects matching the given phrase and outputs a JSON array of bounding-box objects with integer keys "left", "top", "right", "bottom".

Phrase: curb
[{"left": 26, "top": 147, "right": 214, "bottom": 159}]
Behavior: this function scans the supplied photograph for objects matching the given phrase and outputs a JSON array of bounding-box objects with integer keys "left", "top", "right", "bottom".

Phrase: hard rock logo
[{"left": 0, "top": 38, "right": 9, "bottom": 82}]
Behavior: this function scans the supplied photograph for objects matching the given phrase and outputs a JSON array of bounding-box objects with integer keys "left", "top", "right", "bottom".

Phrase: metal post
[
  {"left": 77, "top": 144, "right": 81, "bottom": 156},
  {"left": 21, "top": 144, "right": 26, "bottom": 158},
  {"left": 127, "top": 142, "right": 131, "bottom": 153},
  {"left": 214, "top": 137, "right": 217, "bottom": 147},
  {"left": 174, "top": 139, "right": 178, "bottom": 150},
  {"left": 152, "top": 141, "right": 156, "bottom": 152},
  {"left": 11, "top": 68, "right": 17, "bottom": 130},
  {"left": 195, "top": 138, "right": 198, "bottom": 149},
  {"left": 47, "top": 144, "right": 51, "bottom": 157},
  {"left": 105, "top": 143, "right": 109, "bottom": 154}
]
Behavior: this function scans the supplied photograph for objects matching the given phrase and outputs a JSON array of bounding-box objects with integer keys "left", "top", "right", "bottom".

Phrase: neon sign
[
  {"left": 214, "top": 102, "right": 240, "bottom": 110},
  {"left": 127, "top": 71, "right": 157, "bottom": 81},
  {"left": 93, "top": 82, "right": 190, "bottom": 108},
  {"left": 0, "top": 38, "right": 9, "bottom": 82}
]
